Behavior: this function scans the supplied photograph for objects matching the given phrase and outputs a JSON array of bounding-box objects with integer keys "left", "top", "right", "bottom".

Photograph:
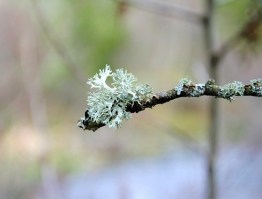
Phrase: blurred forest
[{"left": 0, "top": 0, "right": 261, "bottom": 199}]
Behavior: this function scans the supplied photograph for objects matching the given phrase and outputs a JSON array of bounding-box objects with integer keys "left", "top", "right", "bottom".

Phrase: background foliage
[{"left": 0, "top": 0, "right": 261, "bottom": 198}]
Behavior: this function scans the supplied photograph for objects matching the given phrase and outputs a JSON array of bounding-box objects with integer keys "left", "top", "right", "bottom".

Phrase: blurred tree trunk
[{"left": 204, "top": 0, "right": 218, "bottom": 199}]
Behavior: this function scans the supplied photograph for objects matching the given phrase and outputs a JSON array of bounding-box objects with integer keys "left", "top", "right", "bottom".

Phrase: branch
[
  {"left": 77, "top": 79, "right": 262, "bottom": 132},
  {"left": 214, "top": 6, "right": 262, "bottom": 65},
  {"left": 117, "top": 0, "right": 205, "bottom": 24}
]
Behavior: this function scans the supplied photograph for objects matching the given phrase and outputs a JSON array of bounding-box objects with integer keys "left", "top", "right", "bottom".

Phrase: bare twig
[
  {"left": 77, "top": 79, "right": 262, "bottom": 132},
  {"left": 214, "top": 7, "right": 262, "bottom": 65},
  {"left": 116, "top": 0, "right": 205, "bottom": 24}
]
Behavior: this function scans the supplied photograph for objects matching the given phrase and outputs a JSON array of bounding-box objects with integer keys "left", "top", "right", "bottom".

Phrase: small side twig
[{"left": 78, "top": 79, "right": 262, "bottom": 131}]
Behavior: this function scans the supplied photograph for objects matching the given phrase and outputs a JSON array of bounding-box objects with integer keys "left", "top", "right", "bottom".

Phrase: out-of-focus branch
[
  {"left": 213, "top": 7, "right": 262, "bottom": 65},
  {"left": 78, "top": 79, "right": 262, "bottom": 131},
  {"left": 30, "top": 0, "right": 86, "bottom": 87},
  {"left": 203, "top": 3, "right": 262, "bottom": 199},
  {"left": 116, "top": 0, "right": 205, "bottom": 24},
  {"left": 203, "top": 1, "right": 217, "bottom": 198}
]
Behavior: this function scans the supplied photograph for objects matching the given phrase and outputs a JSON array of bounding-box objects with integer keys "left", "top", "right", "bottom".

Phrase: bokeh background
[{"left": 0, "top": 0, "right": 262, "bottom": 198}]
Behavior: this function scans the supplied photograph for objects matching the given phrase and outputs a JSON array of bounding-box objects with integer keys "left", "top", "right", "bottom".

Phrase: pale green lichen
[
  {"left": 86, "top": 65, "right": 153, "bottom": 128},
  {"left": 191, "top": 84, "right": 205, "bottom": 97},
  {"left": 175, "top": 78, "right": 192, "bottom": 95},
  {"left": 175, "top": 78, "right": 205, "bottom": 97},
  {"left": 218, "top": 81, "right": 245, "bottom": 101},
  {"left": 250, "top": 79, "right": 262, "bottom": 96}
]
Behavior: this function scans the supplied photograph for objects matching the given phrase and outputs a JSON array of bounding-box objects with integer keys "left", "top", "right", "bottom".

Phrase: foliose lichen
[
  {"left": 175, "top": 78, "right": 205, "bottom": 97},
  {"left": 191, "top": 84, "right": 205, "bottom": 97},
  {"left": 86, "top": 65, "right": 153, "bottom": 128},
  {"left": 175, "top": 78, "right": 192, "bottom": 95},
  {"left": 250, "top": 79, "right": 262, "bottom": 96},
  {"left": 218, "top": 81, "right": 244, "bottom": 101}
]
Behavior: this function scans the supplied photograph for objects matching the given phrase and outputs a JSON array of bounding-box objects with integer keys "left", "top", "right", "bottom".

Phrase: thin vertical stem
[
  {"left": 207, "top": 95, "right": 219, "bottom": 199},
  {"left": 204, "top": 1, "right": 219, "bottom": 199}
]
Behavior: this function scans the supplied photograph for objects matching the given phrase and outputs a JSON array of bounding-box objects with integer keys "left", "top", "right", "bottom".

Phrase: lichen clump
[
  {"left": 86, "top": 65, "right": 153, "bottom": 128},
  {"left": 218, "top": 81, "right": 244, "bottom": 101},
  {"left": 250, "top": 79, "right": 262, "bottom": 96},
  {"left": 175, "top": 78, "right": 205, "bottom": 97},
  {"left": 175, "top": 78, "right": 192, "bottom": 95}
]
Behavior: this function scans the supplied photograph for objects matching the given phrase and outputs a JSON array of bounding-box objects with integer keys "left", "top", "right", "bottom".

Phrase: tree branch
[
  {"left": 117, "top": 0, "right": 205, "bottom": 24},
  {"left": 77, "top": 79, "right": 262, "bottom": 132},
  {"left": 214, "top": 6, "right": 262, "bottom": 65}
]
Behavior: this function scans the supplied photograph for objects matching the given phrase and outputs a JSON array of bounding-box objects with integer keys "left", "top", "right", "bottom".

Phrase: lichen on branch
[
  {"left": 78, "top": 65, "right": 153, "bottom": 130},
  {"left": 77, "top": 66, "right": 262, "bottom": 132}
]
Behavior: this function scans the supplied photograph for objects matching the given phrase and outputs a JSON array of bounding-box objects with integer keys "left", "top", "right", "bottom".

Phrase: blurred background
[{"left": 0, "top": 0, "right": 262, "bottom": 198}]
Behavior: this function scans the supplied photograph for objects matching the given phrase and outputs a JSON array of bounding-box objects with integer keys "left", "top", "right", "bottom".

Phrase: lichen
[
  {"left": 86, "top": 65, "right": 153, "bottom": 128},
  {"left": 175, "top": 78, "right": 192, "bottom": 95},
  {"left": 175, "top": 78, "right": 205, "bottom": 97},
  {"left": 218, "top": 81, "right": 245, "bottom": 101},
  {"left": 250, "top": 79, "right": 262, "bottom": 96},
  {"left": 191, "top": 84, "right": 205, "bottom": 97}
]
